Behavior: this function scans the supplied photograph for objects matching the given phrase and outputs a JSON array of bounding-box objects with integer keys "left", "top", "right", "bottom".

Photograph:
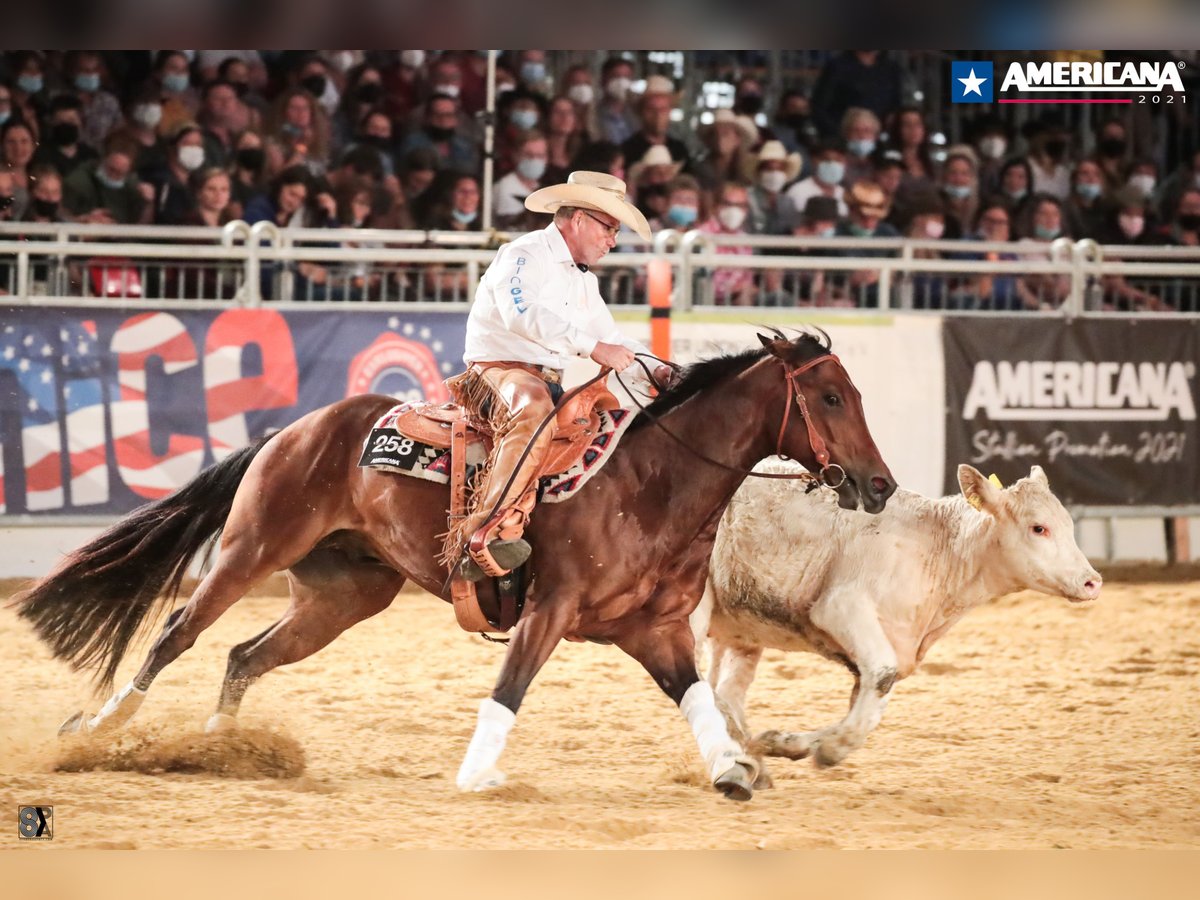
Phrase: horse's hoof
[
  {"left": 58, "top": 710, "right": 90, "bottom": 737},
  {"left": 456, "top": 766, "right": 506, "bottom": 793},
  {"left": 714, "top": 763, "right": 755, "bottom": 802},
  {"left": 205, "top": 713, "right": 238, "bottom": 734}
]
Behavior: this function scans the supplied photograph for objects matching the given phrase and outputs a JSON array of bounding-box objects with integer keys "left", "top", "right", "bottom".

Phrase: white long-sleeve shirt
[{"left": 464, "top": 222, "right": 653, "bottom": 378}]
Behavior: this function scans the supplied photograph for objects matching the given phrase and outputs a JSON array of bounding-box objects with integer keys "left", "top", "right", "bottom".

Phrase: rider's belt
[{"left": 475, "top": 361, "right": 563, "bottom": 385}]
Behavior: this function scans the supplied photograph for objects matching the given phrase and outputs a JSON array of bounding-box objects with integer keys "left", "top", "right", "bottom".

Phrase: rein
[
  {"left": 445, "top": 348, "right": 844, "bottom": 579},
  {"left": 613, "top": 352, "right": 847, "bottom": 487}
]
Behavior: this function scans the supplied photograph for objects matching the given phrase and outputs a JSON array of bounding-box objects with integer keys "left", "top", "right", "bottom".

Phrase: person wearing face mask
[
  {"left": 424, "top": 172, "right": 481, "bottom": 231},
  {"left": 10, "top": 52, "right": 50, "bottom": 126},
  {"left": 937, "top": 147, "right": 980, "bottom": 240},
  {"left": 1091, "top": 187, "right": 1169, "bottom": 311},
  {"left": 65, "top": 51, "right": 123, "bottom": 149},
  {"left": 229, "top": 132, "right": 271, "bottom": 211},
  {"left": 1024, "top": 114, "right": 1072, "bottom": 200},
  {"left": 144, "top": 122, "right": 208, "bottom": 224},
  {"left": 562, "top": 65, "right": 597, "bottom": 126},
  {"left": 332, "top": 64, "right": 388, "bottom": 150},
  {"left": 19, "top": 165, "right": 69, "bottom": 223},
  {"left": 698, "top": 181, "right": 758, "bottom": 305},
  {"left": 898, "top": 192, "right": 951, "bottom": 309},
  {"left": 732, "top": 76, "right": 765, "bottom": 119},
  {"left": 152, "top": 50, "right": 200, "bottom": 139},
  {"left": 595, "top": 56, "right": 640, "bottom": 146},
  {"left": 33, "top": 95, "right": 98, "bottom": 179},
  {"left": 495, "top": 90, "right": 546, "bottom": 174},
  {"left": 1014, "top": 194, "right": 1072, "bottom": 309},
  {"left": 63, "top": 135, "right": 149, "bottom": 224},
  {"left": 294, "top": 56, "right": 340, "bottom": 118},
  {"left": 839, "top": 107, "right": 882, "bottom": 188},
  {"left": 785, "top": 139, "right": 850, "bottom": 220},
  {"left": 772, "top": 89, "right": 817, "bottom": 158},
  {"left": 1123, "top": 159, "right": 1159, "bottom": 207},
  {"left": 1093, "top": 119, "right": 1132, "bottom": 192},
  {"left": 1163, "top": 187, "right": 1200, "bottom": 248},
  {"left": 493, "top": 132, "right": 549, "bottom": 228},
  {"left": 1064, "top": 158, "right": 1109, "bottom": 240},
  {"left": 650, "top": 174, "right": 702, "bottom": 231},
  {"left": 745, "top": 140, "right": 802, "bottom": 235},
  {"left": 397, "top": 93, "right": 480, "bottom": 176},
  {"left": 832, "top": 180, "right": 899, "bottom": 306},
  {"left": 968, "top": 114, "right": 1012, "bottom": 196},
  {"left": 514, "top": 50, "right": 550, "bottom": 96}
]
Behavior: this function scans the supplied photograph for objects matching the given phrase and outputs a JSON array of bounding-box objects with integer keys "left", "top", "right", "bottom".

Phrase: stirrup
[{"left": 463, "top": 537, "right": 532, "bottom": 581}]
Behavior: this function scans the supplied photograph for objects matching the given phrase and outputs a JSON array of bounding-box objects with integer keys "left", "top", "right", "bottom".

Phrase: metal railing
[{"left": 1, "top": 221, "right": 1198, "bottom": 316}]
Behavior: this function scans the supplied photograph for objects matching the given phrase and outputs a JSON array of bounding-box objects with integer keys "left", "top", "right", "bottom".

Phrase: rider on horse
[{"left": 446, "top": 171, "right": 673, "bottom": 582}]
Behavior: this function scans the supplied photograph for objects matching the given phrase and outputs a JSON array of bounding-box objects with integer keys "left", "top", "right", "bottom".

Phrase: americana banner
[
  {"left": 0, "top": 306, "right": 466, "bottom": 517},
  {"left": 943, "top": 317, "right": 1200, "bottom": 507}
]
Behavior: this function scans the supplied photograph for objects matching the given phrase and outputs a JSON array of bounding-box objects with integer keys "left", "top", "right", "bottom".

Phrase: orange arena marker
[{"left": 647, "top": 258, "right": 671, "bottom": 363}]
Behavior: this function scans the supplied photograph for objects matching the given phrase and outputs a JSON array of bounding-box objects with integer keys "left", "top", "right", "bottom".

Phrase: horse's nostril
[{"left": 870, "top": 476, "right": 890, "bottom": 494}]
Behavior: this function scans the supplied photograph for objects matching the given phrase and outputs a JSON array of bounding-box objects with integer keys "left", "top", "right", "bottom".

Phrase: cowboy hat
[
  {"left": 525, "top": 170, "right": 652, "bottom": 241},
  {"left": 626, "top": 144, "right": 684, "bottom": 187},
  {"left": 845, "top": 180, "right": 890, "bottom": 217},
  {"left": 743, "top": 139, "right": 802, "bottom": 182},
  {"left": 702, "top": 108, "right": 758, "bottom": 149}
]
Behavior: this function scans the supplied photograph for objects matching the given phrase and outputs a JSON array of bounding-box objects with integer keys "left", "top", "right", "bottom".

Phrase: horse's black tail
[{"left": 10, "top": 434, "right": 274, "bottom": 693}]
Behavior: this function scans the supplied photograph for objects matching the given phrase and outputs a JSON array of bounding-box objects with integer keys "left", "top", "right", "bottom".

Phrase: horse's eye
[
  {"left": 823, "top": 394, "right": 841, "bottom": 407},
  {"left": 1031, "top": 524, "right": 1049, "bottom": 537}
]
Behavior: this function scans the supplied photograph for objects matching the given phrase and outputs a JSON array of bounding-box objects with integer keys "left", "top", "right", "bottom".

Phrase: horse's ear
[{"left": 757, "top": 333, "right": 784, "bottom": 356}]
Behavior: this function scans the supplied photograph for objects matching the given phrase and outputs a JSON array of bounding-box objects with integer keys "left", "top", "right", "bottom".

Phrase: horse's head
[{"left": 759, "top": 331, "right": 896, "bottom": 514}]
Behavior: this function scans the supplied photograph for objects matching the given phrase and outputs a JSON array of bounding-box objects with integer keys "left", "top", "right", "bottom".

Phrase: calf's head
[{"left": 959, "top": 464, "right": 1102, "bottom": 603}]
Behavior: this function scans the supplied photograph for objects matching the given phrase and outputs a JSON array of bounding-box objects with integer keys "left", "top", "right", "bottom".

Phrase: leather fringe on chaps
[{"left": 438, "top": 368, "right": 513, "bottom": 569}]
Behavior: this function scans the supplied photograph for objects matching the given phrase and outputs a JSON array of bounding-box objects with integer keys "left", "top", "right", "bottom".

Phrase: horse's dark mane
[{"left": 627, "top": 329, "right": 831, "bottom": 431}]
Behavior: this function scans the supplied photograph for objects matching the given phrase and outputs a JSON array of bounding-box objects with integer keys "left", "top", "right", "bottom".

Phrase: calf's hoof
[
  {"left": 713, "top": 762, "right": 755, "bottom": 802},
  {"left": 755, "top": 729, "right": 814, "bottom": 760}
]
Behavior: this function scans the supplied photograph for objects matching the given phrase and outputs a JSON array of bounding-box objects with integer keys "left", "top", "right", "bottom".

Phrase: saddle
[{"left": 390, "top": 379, "right": 620, "bottom": 634}]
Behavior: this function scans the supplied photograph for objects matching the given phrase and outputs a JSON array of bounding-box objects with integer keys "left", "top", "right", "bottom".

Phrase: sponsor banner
[
  {"left": 944, "top": 318, "right": 1200, "bottom": 506},
  {"left": 0, "top": 306, "right": 465, "bottom": 517}
]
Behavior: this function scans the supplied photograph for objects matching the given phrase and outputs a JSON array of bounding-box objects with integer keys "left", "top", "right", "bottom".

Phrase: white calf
[{"left": 693, "top": 463, "right": 1102, "bottom": 777}]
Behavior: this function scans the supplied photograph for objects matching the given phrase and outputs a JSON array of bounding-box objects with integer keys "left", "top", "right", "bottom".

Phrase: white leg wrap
[
  {"left": 679, "top": 681, "right": 742, "bottom": 781},
  {"left": 88, "top": 681, "right": 147, "bottom": 734},
  {"left": 456, "top": 698, "right": 516, "bottom": 792}
]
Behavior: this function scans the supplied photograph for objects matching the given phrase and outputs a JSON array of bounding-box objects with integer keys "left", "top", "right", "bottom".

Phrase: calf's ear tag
[
  {"left": 967, "top": 492, "right": 983, "bottom": 511},
  {"left": 988, "top": 473, "right": 1004, "bottom": 489}
]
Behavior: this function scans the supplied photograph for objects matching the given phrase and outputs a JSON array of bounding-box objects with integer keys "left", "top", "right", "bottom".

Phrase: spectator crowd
[{"left": 1, "top": 50, "right": 1197, "bottom": 309}]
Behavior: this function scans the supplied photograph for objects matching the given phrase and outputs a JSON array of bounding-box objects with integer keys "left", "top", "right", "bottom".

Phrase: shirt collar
[{"left": 545, "top": 221, "right": 576, "bottom": 266}]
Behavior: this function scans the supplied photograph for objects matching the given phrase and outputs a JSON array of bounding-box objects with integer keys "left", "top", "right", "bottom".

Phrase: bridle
[
  {"left": 772, "top": 355, "right": 847, "bottom": 488},
  {"left": 614, "top": 351, "right": 848, "bottom": 487}
]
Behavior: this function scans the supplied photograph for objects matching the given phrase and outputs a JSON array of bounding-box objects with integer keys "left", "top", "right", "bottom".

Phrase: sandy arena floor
[{"left": 1, "top": 580, "right": 1197, "bottom": 850}]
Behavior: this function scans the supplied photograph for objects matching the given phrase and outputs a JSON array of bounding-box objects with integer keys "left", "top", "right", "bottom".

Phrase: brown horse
[{"left": 14, "top": 331, "right": 895, "bottom": 801}]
